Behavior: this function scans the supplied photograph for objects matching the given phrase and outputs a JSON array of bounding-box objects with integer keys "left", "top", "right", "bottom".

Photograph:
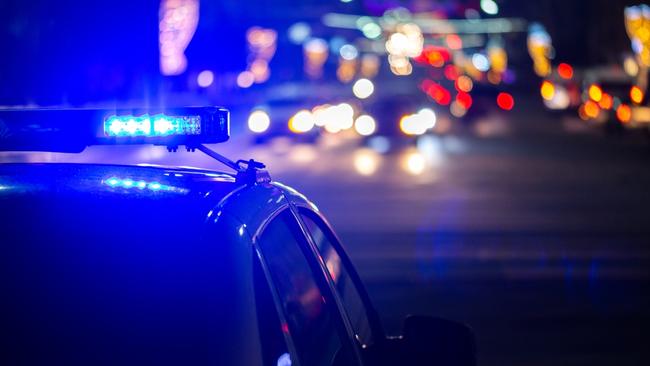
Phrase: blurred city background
[{"left": 2, "top": 0, "right": 650, "bottom": 365}]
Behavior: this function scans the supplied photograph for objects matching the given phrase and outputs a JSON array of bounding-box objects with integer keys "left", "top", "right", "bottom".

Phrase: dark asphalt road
[{"left": 260, "top": 105, "right": 650, "bottom": 365}]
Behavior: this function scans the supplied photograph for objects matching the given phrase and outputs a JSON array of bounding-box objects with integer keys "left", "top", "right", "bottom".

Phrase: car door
[{"left": 255, "top": 208, "right": 364, "bottom": 366}]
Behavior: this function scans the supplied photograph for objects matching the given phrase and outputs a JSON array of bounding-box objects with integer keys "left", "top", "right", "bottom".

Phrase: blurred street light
[
  {"left": 248, "top": 110, "right": 271, "bottom": 133},
  {"left": 352, "top": 78, "right": 374, "bottom": 99}
]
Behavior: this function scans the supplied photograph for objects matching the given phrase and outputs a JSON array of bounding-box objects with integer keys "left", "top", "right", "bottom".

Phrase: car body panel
[{"left": 0, "top": 162, "right": 370, "bottom": 365}]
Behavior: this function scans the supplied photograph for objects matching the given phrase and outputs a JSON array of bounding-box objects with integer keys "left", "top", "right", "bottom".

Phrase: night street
[
  {"left": 3, "top": 1, "right": 650, "bottom": 365},
  {"left": 11, "top": 98, "right": 648, "bottom": 365}
]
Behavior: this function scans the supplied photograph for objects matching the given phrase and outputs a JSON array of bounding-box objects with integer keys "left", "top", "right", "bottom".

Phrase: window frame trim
[
  {"left": 293, "top": 205, "right": 387, "bottom": 347},
  {"left": 252, "top": 205, "right": 364, "bottom": 366}
]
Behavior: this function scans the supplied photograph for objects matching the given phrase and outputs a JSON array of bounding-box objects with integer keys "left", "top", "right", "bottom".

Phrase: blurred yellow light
[
  {"left": 533, "top": 60, "right": 551, "bottom": 77},
  {"left": 353, "top": 149, "right": 380, "bottom": 176},
  {"left": 588, "top": 85, "right": 603, "bottom": 102},
  {"left": 540, "top": 80, "right": 555, "bottom": 101},
  {"left": 403, "top": 151, "right": 426, "bottom": 175},
  {"left": 247, "top": 110, "right": 271, "bottom": 133},
  {"left": 288, "top": 110, "right": 315, "bottom": 133},
  {"left": 630, "top": 86, "right": 644, "bottom": 104},
  {"left": 623, "top": 56, "right": 639, "bottom": 77},
  {"left": 354, "top": 115, "right": 376, "bottom": 136}
]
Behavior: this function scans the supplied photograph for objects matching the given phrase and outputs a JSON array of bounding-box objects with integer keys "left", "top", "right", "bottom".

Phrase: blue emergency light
[
  {"left": 0, "top": 107, "right": 229, "bottom": 153},
  {"left": 103, "top": 114, "right": 202, "bottom": 137}
]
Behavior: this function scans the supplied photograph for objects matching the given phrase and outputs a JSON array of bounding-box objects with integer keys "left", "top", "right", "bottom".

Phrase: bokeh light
[
  {"left": 353, "top": 149, "right": 381, "bottom": 176},
  {"left": 237, "top": 71, "right": 255, "bottom": 88},
  {"left": 540, "top": 80, "right": 555, "bottom": 101},
  {"left": 588, "top": 85, "right": 603, "bottom": 102},
  {"left": 159, "top": 0, "right": 199, "bottom": 76},
  {"left": 480, "top": 0, "right": 499, "bottom": 15},
  {"left": 616, "top": 104, "right": 632, "bottom": 123},
  {"left": 630, "top": 86, "right": 644, "bottom": 104},
  {"left": 289, "top": 110, "right": 315, "bottom": 133},
  {"left": 197, "top": 70, "right": 214, "bottom": 88},
  {"left": 352, "top": 78, "right": 375, "bottom": 99},
  {"left": 598, "top": 93, "right": 613, "bottom": 110},
  {"left": 557, "top": 63, "right": 573, "bottom": 79},
  {"left": 496, "top": 93, "right": 515, "bottom": 111},
  {"left": 402, "top": 151, "right": 426, "bottom": 175},
  {"left": 455, "top": 76, "right": 474, "bottom": 93},
  {"left": 584, "top": 100, "right": 600, "bottom": 119},
  {"left": 248, "top": 110, "right": 271, "bottom": 133},
  {"left": 354, "top": 115, "right": 376, "bottom": 136}
]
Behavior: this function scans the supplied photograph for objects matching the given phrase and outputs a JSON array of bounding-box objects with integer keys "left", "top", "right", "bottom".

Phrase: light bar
[
  {"left": 104, "top": 114, "right": 201, "bottom": 137},
  {"left": 0, "top": 106, "right": 229, "bottom": 153}
]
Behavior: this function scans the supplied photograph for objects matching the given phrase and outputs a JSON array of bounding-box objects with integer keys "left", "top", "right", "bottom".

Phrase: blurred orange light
[
  {"left": 616, "top": 104, "right": 632, "bottom": 123},
  {"left": 598, "top": 93, "right": 613, "bottom": 110},
  {"left": 445, "top": 34, "right": 463, "bottom": 50},
  {"left": 630, "top": 86, "right": 644, "bottom": 104},
  {"left": 487, "top": 71, "right": 501, "bottom": 85},
  {"left": 588, "top": 85, "right": 602, "bottom": 102},
  {"left": 455, "top": 75, "right": 473, "bottom": 93},
  {"left": 496, "top": 92, "right": 514, "bottom": 111},
  {"left": 557, "top": 63, "right": 573, "bottom": 79},
  {"left": 540, "top": 80, "right": 555, "bottom": 100},
  {"left": 584, "top": 100, "right": 600, "bottom": 119},
  {"left": 578, "top": 105, "right": 589, "bottom": 121},
  {"left": 427, "top": 51, "right": 445, "bottom": 67}
]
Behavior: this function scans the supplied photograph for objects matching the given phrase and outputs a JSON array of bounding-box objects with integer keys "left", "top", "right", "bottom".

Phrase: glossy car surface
[{"left": 0, "top": 163, "right": 384, "bottom": 366}]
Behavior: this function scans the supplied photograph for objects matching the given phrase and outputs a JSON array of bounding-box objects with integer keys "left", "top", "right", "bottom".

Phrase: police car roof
[
  {"left": 0, "top": 162, "right": 275, "bottom": 364},
  {"left": 0, "top": 162, "right": 244, "bottom": 227},
  {"left": 0, "top": 162, "right": 239, "bottom": 198}
]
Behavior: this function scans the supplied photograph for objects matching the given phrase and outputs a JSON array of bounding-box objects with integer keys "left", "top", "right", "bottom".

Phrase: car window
[
  {"left": 253, "top": 253, "right": 293, "bottom": 366},
  {"left": 257, "top": 210, "right": 358, "bottom": 366},
  {"left": 299, "top": 210, "right": 375, "bottom": 347}
]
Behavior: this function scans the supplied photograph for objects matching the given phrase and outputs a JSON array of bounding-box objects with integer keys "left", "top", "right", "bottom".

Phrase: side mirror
[{"left": 363, "top": 315, "right": 476, "bottom": 366}]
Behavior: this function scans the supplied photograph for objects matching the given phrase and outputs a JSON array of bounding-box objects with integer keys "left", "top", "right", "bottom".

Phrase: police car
[{"left": 0, "top": 107, "right": 475, "bottom": 366}]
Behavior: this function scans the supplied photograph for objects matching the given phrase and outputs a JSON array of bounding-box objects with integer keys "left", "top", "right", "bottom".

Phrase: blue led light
[
  {"left": 104, "top": 114, "right": 201, "bottom": 137},
  {"left": 104, "top": 177, "right": 171, "bottom": 192}
]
